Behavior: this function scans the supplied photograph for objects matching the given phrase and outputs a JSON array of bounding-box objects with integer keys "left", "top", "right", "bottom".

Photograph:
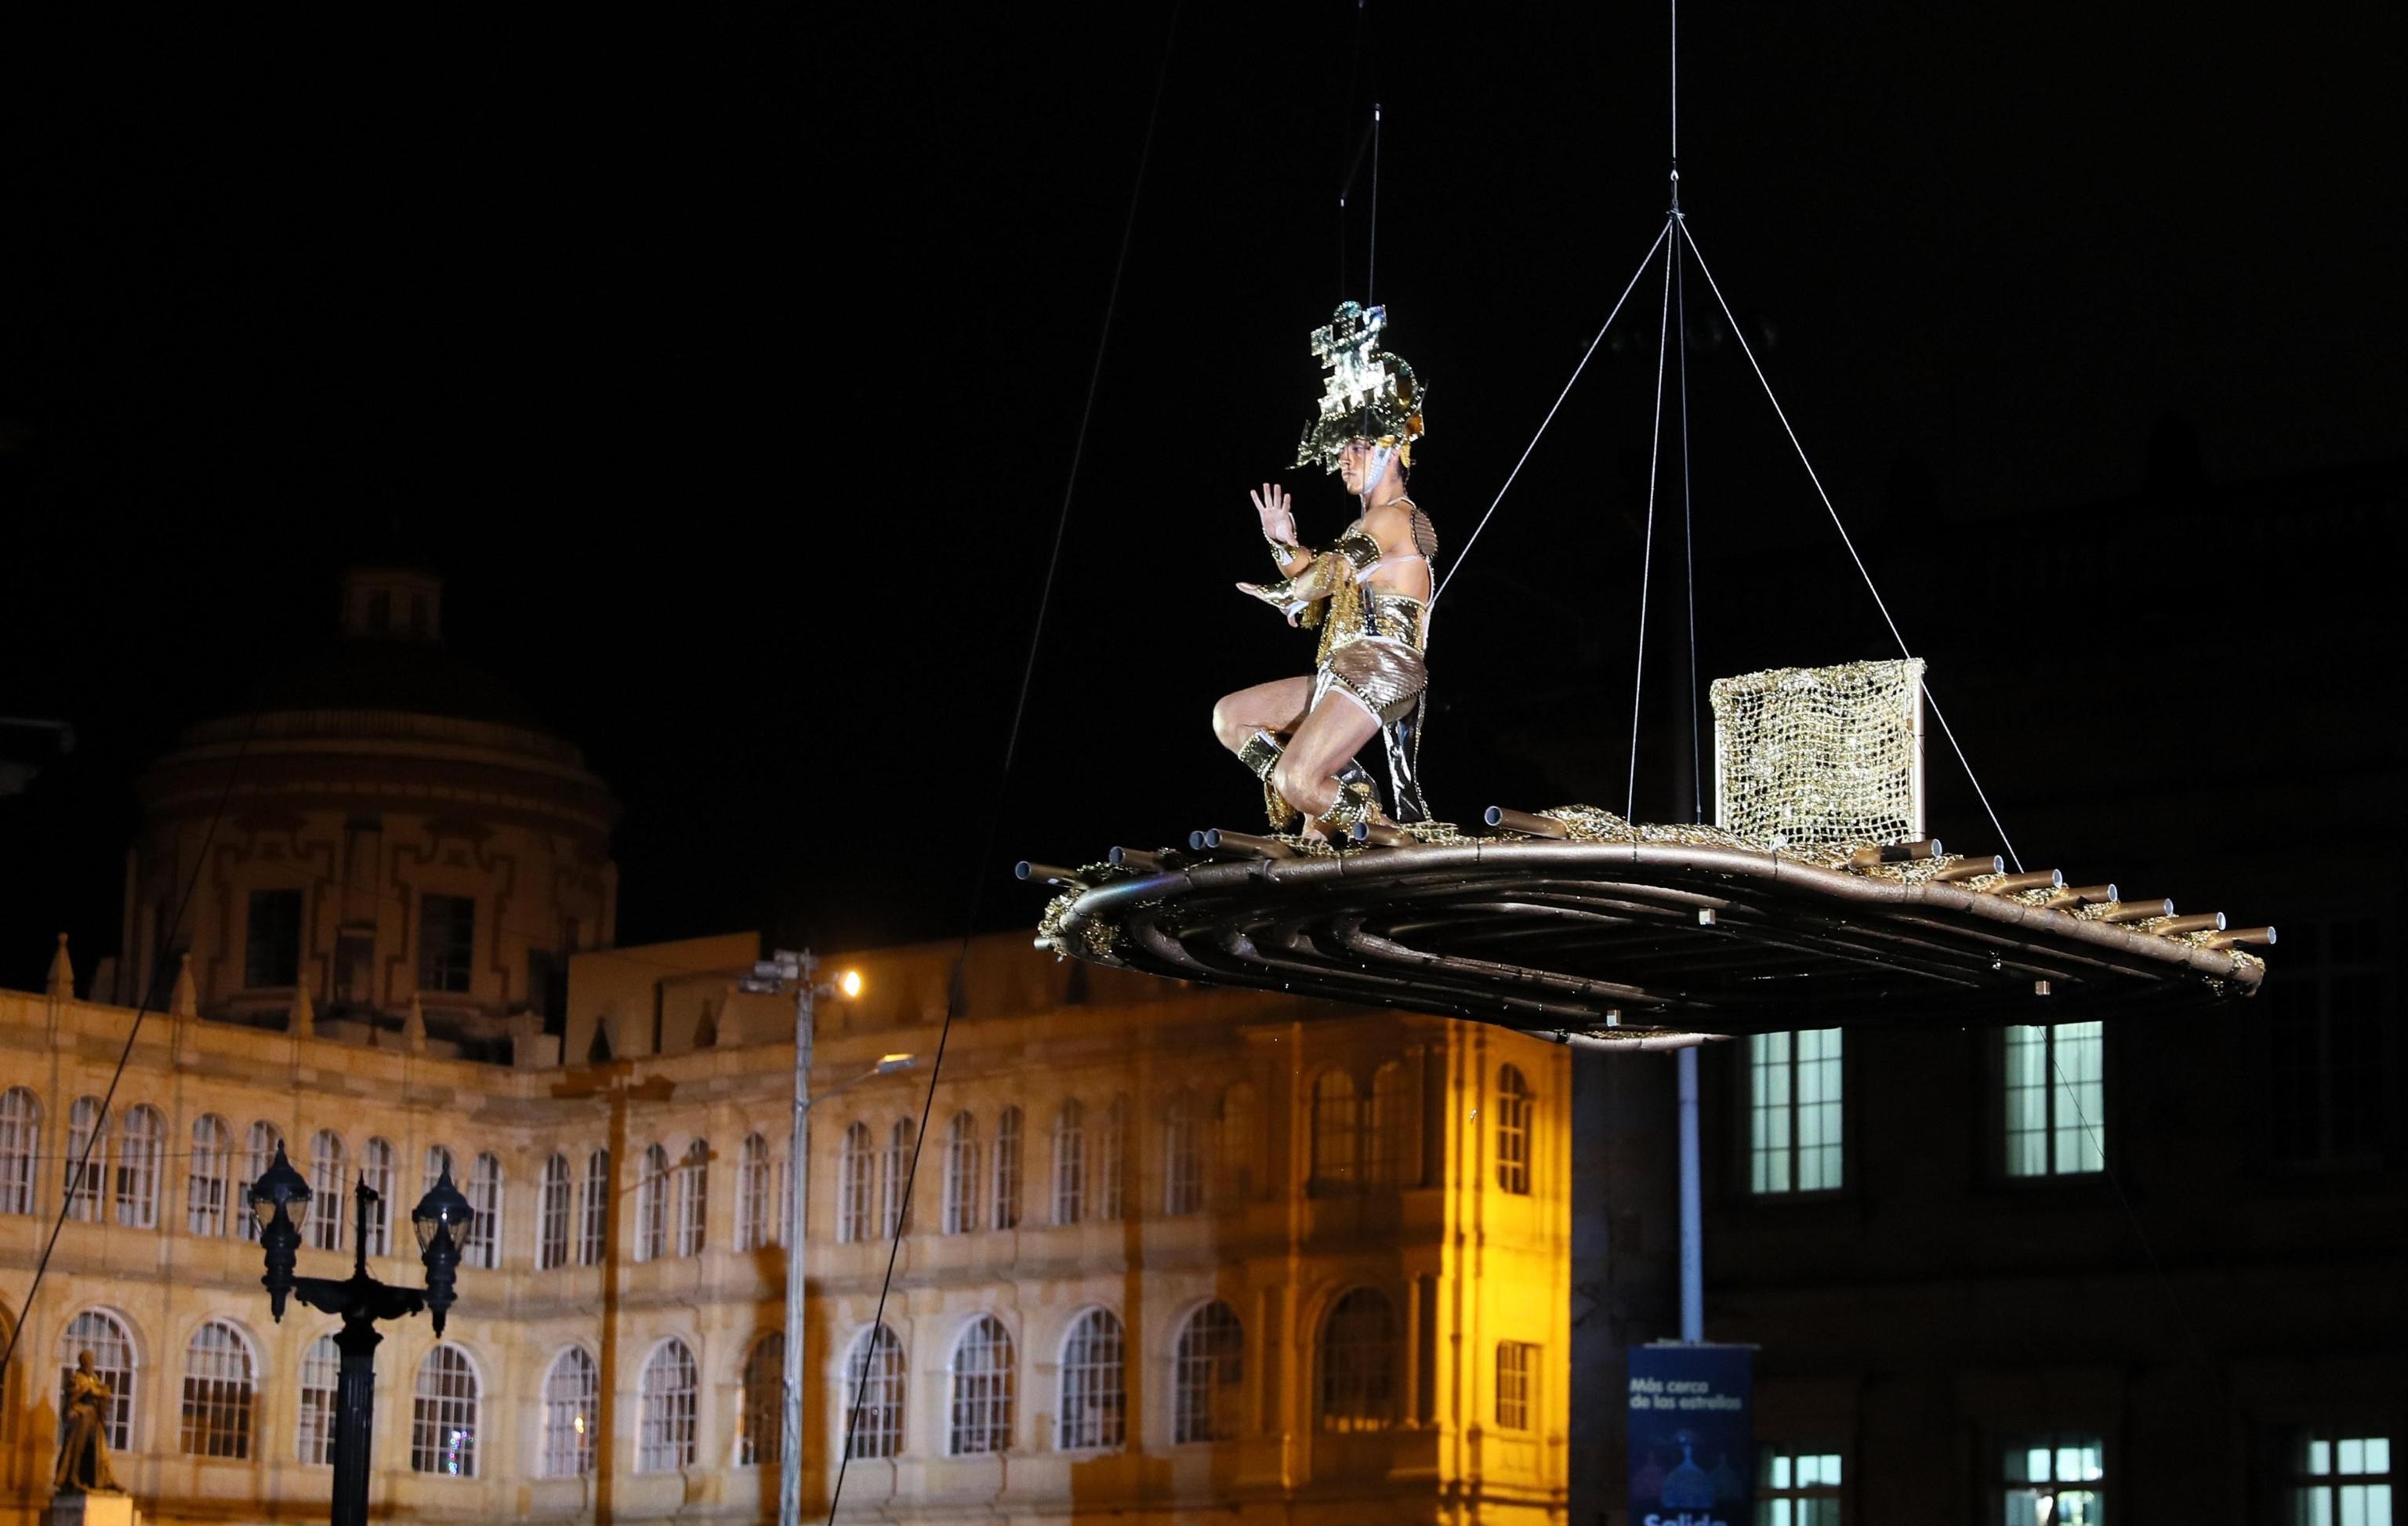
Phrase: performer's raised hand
[{"left": 1251, "top": 483, "right": 1297, "bottom": 546}]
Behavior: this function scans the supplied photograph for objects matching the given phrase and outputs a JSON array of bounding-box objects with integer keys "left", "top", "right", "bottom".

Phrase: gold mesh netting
[{"left": 1710, "top": 658, "right": 1925, "bottom": 858}]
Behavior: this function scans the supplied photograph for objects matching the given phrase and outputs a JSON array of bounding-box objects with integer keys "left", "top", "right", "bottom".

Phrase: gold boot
[{"left": 1238, "top": 730, "right": 1300, "bottom": 832}]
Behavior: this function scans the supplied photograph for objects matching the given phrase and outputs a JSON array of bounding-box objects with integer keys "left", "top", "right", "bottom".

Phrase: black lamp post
[{"left": 250, "top": 1142, "right": 477, "bottom": 1526}]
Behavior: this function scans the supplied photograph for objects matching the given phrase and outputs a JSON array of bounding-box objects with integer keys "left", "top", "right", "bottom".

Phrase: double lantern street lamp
[{"left": 249, "top": 1144, "right": 476, "bottom": 1526}]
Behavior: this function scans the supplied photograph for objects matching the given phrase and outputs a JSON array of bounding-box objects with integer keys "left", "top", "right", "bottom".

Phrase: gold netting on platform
[{"left": 1711, "top": 658, "right": 1925, "bottom": 857}]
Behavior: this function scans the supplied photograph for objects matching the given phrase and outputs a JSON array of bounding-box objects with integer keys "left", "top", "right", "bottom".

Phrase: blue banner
[{"left": 1626, "top": 1343, "right": 1754, "bottom": 1526}]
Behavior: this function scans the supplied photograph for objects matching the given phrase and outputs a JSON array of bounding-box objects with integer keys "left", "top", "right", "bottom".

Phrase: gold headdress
[{"left": 1296, "top": 301, "right": 1426, "bottom": 473}]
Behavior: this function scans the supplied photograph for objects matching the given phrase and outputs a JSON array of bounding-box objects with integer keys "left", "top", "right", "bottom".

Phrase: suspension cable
[
  {"left": 1675, "top": 219, "right": 2026, "bottom": 871},
  {"left": 1627, "top": 233, "right": 1676, "bottom": 819},
  {"left": 1674, "top": 234, "right": 1702, "bottom": 823}
]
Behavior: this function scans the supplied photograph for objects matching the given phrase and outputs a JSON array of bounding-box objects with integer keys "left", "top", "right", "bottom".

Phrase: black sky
[{"left": 2, "top": 6, "right": 2403, "bottom": 986}]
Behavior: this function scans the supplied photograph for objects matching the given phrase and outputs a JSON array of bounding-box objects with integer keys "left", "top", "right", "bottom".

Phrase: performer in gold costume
[{"left": 1213, "top": 302, "right": 1435, "bottom": 838}]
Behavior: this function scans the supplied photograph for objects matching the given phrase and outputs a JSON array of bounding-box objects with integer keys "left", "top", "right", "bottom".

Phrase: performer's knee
[
  {"left": 1272, "top": 756, "right": 1332, "bottom": 816},
  {"left": 1211, "top": 697, "right": 1250, "bottom": 752}
]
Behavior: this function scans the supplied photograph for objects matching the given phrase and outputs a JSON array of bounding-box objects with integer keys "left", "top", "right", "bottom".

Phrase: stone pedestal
[{"left": 48, "top": 1492, "right": 143, "bottom": 1526}]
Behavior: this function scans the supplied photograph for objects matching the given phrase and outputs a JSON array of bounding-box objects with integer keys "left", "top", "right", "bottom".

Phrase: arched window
[
  {"left": 422, "top": 1144, "right": 455, "bottom": 1196},
  {"left": 539, "top": 1154, "right": 571, "bottom": 1270},
  {"left": 541, "top": 1347, "right": 597, "bottom": 1477},
  {"left": 297, "top": 1334, "right": 339, "bottom": 1464},
  {"left": 673, "top": 1140, "right": 707, "bottom": 1256},
  {"left": 843, "top": 1324, "right": 906, "bottom": 1459},
  {"left": 941, "top": 1113, "right": 981, "bottom": 1235},
  {"left": 578, "top": 1148, "right": 609, "bottom": 1266},
  {"left": 1496, "top": 1064, "right": 1532, "bottom": 1194},
  {"left": 1217, "top": 1082, "right": 1258, "bottom": 1203},
  {"left": 1173, "top": 1301, "right": 1246, "bottom": 1444},
  {"left": 360, "top": 1138, "right": 395, "bottom": 1256},
  {"left": 187, "top": 1115, "right": 233, "bottom": 1236},
  {"left": 637, "top": 1339, "right": 698, "bottom": 1472},
  {"left": 1365, "top": 1061, "right": 1414, "bottom": 1188},
  {"left": 410, "top": 1344, "right": 478, "bottom": 1476},
  {"left": 634, "top": 1144, "right": 669, "bottom": 1263},
  {"left": 1097, "top": 1095, "right": 1127, "bottom": 1221},
  {"left": 466, "top": 1153, "right": 502, "bottom": 1269},
  {"left": 837, "top": 1122, "right": 874, "bottom": 1244},
  {"left": 179, "top": 1320, "right": 255, "bottom": 1458},
  {"left": 59, "top": 1310, "right": 136, "bottom": 1451},
  {"left": 64, "top": 1096, "right": 106, "bottom": 1222},
  {"left": 239, "top": 1121, "right": 282, "bottom": 1244},
  {"left": 1057, "top": 1309, "right": 1126, "bottom": 1452},
  {"left": 114, "top": 1104, "right": 162, "bottom": 1228},
  {"left": 1163, "top": 1090, "right": 1203, "bottom": 1216},
  {"left": 948, "top": 1316, "right": 1014, "bottom": 1455},
  {"left": 882, "top": 1118, "right": 911, "bottom": 1236},
  {"left": 1317, "top": 1288, "right": 1398, "bottom": 1432},
  {"left": 1310, "top": 1072, "right": 1358, "bottom": 1191},
  {"left": 991, "top": 1107, "right": 1023, "bottom": 1231},
  {"left": 738, "top": 1332, "right": 784, "bottom": 1466},
  {"left": 0, "top": 1087, "right": 39, "bottom": 1215},
  {"left": 1051, "top": 1100, "right": 1086, "bottom": 1225},
  {"left": 737, "top": 1133, "right": 771, "bottom": 1251},
  {"left": 307, "top": 1131, "right": 346, "bottom": 1252}
]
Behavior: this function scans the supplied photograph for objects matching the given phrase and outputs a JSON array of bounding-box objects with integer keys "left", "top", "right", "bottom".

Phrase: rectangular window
[
  {"left": 1759, "top": 1445, "right": 1842, "bottom": 1525},
  {"left": 245, "top": 889, "right": 303, "bottom": 988},
  {"left": 417, "top": 893, "right": 476, "bottom": 995},
  {"left": 2004, "top": 1022, "right": 2105, "bottom": 1176},
  {"left": 2001, "top": 1434, "right": 2105, "bottom": 1526},
  {"left": 1494, "top": 1342, "right": 1536, "bottom": 1431},
  {"left": 2265, "top": 919, "right": 2391, "bottom": 1165},
  {"left": 1750, "top": 1030, "right": 1844, "bottom": 1193},
  {"left": 2286, "top": 1429, "right": 2393, "bottom": 1526}
]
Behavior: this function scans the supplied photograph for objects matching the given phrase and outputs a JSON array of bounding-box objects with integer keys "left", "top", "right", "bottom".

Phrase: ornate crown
[{"left": 1296, "top": 301, "right": 1425, "bottom": 473}]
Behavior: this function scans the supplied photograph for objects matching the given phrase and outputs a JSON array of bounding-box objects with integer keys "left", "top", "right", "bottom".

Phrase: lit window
[
  {"left": 539, "top": 1154, "right": 571, "bottom": 1270},
  {"left": 1058, "top": 1310, "right": 1126, "bottom": 1452},
  {"left": 359, "top": 1138, "right": 394, "bottom": 1256},
  {"left": 1163, "top": 1091, "right": 1204, "bottom": 1216},
  {"left": 187, "top": 1115, "right": 233, "bottom": 1237},
  {"left": 837, "top": 1123, "right": 875, "bottom": 1244},
  {"left": 1495, "top": 1065, "right": 1532, "bottom": 1194},
  {"left": 637, "top": 1339, "right": 698, "bottom": 1472},
  {"left": 578, "top": 1148, "right": 609, "bottom": 1266},
  {"left": 843, "top": 1325, "right": 906, "bottom": 1459},
  {"left": 114, "top": 1104, "right": 163, "bottom": 1229},
  {"left": 991, "top": 1107, "right": 1023, "bottom": 1230},
  {"left": 307, "top": 1132, "right": 346, "bottom": 1252},
  {"left": 238, "top": 1121, "right": 281, "bottom": 1245},
  {"left": 59, "top": 1310, "right": 137, "bottom": 1452},
  {"left": 1052, "top": 1100, "right": 1086, "bottom": 1225},
  {"left": 542, "top": 1348, "right": 597, "bottom": 1477},
  {"left": 1760, "top": 1445, "right": 1843, "bottom": 1525},
  {"left": 1311, "top": 1071, "right": 1358, "bottom": 1191},
  {"left": 634, "top": 1144, "right": 669, "bottom": 1262},
  {"left": 296, "top": 1335, "right": 339, "bottom": 1465},
  {"left": 1750, "top": 1030, "right": 1844, "bottom": 1194},
  {"left": 1366, "top": 1061, "right": 1414, "bottom": 1189},
  {"left": 738, "top": 1133, "right": 773, "bottom": 1251},
  {"left": 1495, "top": 1340, "right": 1537, "bottom": 1431},
  {"left": 673, "top": 1142, "right": 707, "bottom": 1256},
  {"left": 2004, "top": 1023, "right": 2105, "bottom": 1176},
  {"left": 1217, "top": 1082, "right": 1258, "bottom": 1203},
  {"left": 410, "top": 1344, "right": 478, "bottom": 1477},
  {"left": 422, "top": 1144, "right": 454, "bottom": 1196},
  {"left": 1173, "top": 1301, "right": 1244, "bottom": 1444},
  {"left": 948, "top": 1316, "right": 1015, "bottom": 1455},
  {"left": 2265, "top": 919, "right": 2389, "bottom": 1164},
  {"left": 739, "top": 1332, "right": 784, "bottom": 1466},
  {"left": 2288, "top": 1430, "right": 2394, "bottom": 1526},
  {"left": 416, "top": 893, "right": 476, "bottom": 995},
  {"left": 243, "top": 888, "right": 303, "bottom": 988},
  {"left": 65, "top": 1096, "right": 105, "bottom": 1223},
  {"left": 942, "top": 1113, "right": 981, "bottom": 1235},
  {"left": 0, "top": 1087, "right": 38, "bottom": 1216},
  {"left": 1097, "top": 1096, "right": 1127, "bottom": 1220},
  {"left": 466, "top": 1153, "right": 502, "bottom": 1269},
  {"left": 2000, "top": 1434, "right": 2103, "bottom": 1526},
  {"left": 883, "top": 1119, "right": 911, "bottom": 1236},
  {"left": 1317, "top": 1288, "right": 1398, "bottom": 1432},
  {"left": 179, "top": 1320, "right": 255, "bottom": 1459}
]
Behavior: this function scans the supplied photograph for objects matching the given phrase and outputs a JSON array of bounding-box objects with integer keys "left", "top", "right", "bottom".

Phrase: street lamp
[
  {"left": 249, "top": 1142, "right": 477, "bottom": 1526},
  {"left": 736, "top": 950, "right": 910, "bottom": 1526}
]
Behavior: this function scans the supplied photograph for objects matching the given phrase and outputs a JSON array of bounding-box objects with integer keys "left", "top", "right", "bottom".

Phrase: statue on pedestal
[{"left": 53, "top": 1351, "right": 121, "bottom": 1495}]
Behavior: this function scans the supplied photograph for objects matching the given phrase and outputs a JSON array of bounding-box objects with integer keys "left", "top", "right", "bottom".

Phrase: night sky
[{"left": 2, "top": 7, "right": 2402, "bottom": 988}]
